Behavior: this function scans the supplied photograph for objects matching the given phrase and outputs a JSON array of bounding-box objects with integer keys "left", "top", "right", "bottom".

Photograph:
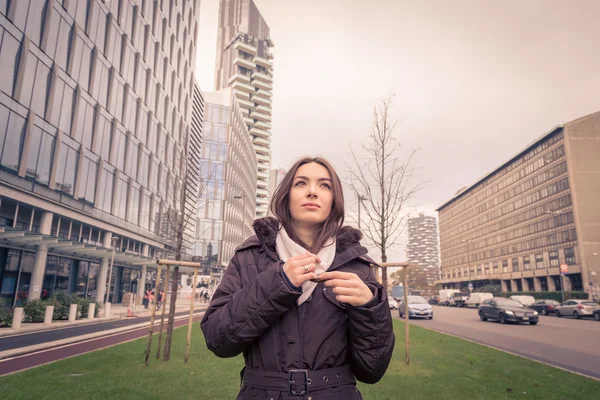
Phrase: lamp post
[
  {"left": 357, "top": 194, "right": 368, "bottom": 230},
  {"left": 461, "top": 239, "right": 472, "bottom": 292},
  {"left": 105, "top": 236, "right": 120, "bottom": 309},
  {"left": 588, "top": 252, "right": 598, "bottom": 301},
  {"left": 234, "top": 193, "right": 245, "bottom": 242}
]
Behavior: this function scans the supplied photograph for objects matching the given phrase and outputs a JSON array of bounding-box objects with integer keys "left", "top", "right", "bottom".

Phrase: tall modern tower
[
  {"left": 0, "top": 0, "right": 201, "bottom": 307},
  {"left": 214, "top": 0, "right": 274, "bottom": 218},
  {"left": 406, "top": 213, "right": 441, "bottom": 294}
]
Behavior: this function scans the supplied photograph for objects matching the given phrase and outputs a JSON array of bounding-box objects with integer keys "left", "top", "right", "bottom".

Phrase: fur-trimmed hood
[{"left": 251, "top": 216, "right": 364, "bottom": 256}]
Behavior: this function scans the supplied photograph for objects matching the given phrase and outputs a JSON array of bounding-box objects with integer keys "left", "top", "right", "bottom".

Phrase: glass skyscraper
[{"left": 0, "top": 0, "right": 201, "bottom": 306}]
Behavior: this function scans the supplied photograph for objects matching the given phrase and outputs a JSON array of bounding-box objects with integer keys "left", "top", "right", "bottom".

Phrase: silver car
[
  {"left": 556, "top": 299, "right": 600, "bottom": 319},
  {"left": 398, "top": 295, "right": 433, "bottom": 319}
]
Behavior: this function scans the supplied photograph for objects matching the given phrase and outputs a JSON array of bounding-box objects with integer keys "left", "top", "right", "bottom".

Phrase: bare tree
[
  {"left": 160, "top": 142, "right": 213, "bottom": 362},
  {"left": 348, "top": 94, "right": 426, "bottom": 292}
]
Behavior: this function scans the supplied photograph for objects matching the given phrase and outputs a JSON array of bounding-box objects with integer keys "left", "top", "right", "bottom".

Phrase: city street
[
  {"left": 393, "top": 305, "right": 600, "bottom": 380},
  {"left": 0, "top": 312, "right": 206, "bottom": 376}
]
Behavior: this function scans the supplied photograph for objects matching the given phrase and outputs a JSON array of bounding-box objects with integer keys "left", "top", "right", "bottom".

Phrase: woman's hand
[
  {"left": 282, "top": 251, "right": 321, "bottom": 288},
  {"left": 319, "top": 271, "right": 374, "bottom": 307}
]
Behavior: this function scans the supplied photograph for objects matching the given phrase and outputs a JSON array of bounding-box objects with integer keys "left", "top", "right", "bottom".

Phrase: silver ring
[{"left": 304, "top": 265, "right": 309, "bottom": 273}]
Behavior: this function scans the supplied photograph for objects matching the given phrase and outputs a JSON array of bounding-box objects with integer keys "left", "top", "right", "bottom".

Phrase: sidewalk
[{"left": 0, "top": 299, "right": 210, "bottom": 339}]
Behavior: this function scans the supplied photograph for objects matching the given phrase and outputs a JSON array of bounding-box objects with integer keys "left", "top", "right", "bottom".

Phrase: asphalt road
[
  {"left": 0, "top": 308, "right": 206, "bottom": 352},
  {"left": 393, "top": 305, "right": 600, "bottom": 380},
  {"left": 0, "top": 313, "right": 205, "bottom": 376}
]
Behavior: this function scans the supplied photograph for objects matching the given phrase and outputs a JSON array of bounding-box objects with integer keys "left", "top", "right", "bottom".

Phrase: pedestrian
[
  {"left": 201, "top": 157, "right": 394, "bottom": 399},
  {"left": 143, "top": 289, "right": 150, "bottom": 309},
  {"left": 157, "top": 289, "right": 165, "bottom": 310},
  {"left": 203, "top": 290, "right": 208, "bottom": 303}
]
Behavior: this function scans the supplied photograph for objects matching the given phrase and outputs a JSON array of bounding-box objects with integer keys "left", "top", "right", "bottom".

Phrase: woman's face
[{"left": 289, "top": 162, "right": 333, "bottom": 228}]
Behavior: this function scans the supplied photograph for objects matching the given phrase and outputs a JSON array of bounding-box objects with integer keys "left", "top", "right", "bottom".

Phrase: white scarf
[{"left": 276, "top": 226, "right": 337, "bottom": 305}]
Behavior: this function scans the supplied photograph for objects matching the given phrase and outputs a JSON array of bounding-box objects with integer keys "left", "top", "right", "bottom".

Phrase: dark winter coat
[{"left": 201, "top": 217, "right": 395, "bottom": 399}]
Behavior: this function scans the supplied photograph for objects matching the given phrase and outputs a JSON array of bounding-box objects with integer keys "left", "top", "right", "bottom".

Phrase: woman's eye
[
  {"left": 294, "top": 181, "right": 306, "bottom": 186},
  {"left": 321, "top": 183, "right": 331, "bottom": 189}
]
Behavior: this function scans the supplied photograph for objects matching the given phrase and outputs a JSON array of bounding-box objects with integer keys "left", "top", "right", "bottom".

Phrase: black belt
[{"left": 243, "top": 365, "right": 356, "bottom": 396}]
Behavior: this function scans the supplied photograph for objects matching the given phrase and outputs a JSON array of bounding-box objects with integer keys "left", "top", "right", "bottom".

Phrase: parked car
[
  {"left": 466, "top": 292, "right": 493, "bottom": 308},
  {"left": 478, "top": 297, "right": 539, "bottom": 325},
  {"left": 389, "top": 298, "right": 398, "bottom": 310},
  {"left": 428, "top": 297, "right": 439, "bottom": 305},
  {"left": 529, "top": 299, "right": 560, "bottom": 315},
  {"left": 509, "top": 295, "right": 536, "bottom": 307},
  {"left": 594, "top": 309, "right": 600, "bottom": 322},
  {"left": 398, "top": 295, "right": 433, "bottom": 319},
  {"left": 556, "top": 300, "right": 600, "bottom": 319},
  {"left": 439, "top": 289, "right": 459, "bottom": 306},
  {"left": 452, "top": 292, "right": 470, "bottom": 307}
]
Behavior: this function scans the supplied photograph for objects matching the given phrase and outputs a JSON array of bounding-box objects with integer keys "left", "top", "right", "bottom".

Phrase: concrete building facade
[
  {"left": 436, "top": 112, "right": 600, "bottom": 300},
  {"left": 214, "top": 0, "right": 273, "bottom": 218},
  {"left": 0, "top": 0, "right": 201, "bottom": 306},
  {"left": 192, "top": 88, "right": 257, "bottom": 287}
]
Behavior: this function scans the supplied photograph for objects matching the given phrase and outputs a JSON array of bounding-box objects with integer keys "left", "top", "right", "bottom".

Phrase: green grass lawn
[{"left": 1, "top": 319, "right": 598, "bottom": 400}]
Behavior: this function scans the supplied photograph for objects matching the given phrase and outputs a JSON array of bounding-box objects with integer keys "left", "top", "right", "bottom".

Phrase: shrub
[
  {"left": 94, "top": 302, "right": 102, "bottom": 317},
  {"left": 23, "top": 300, "right": 48, "bottom": 323},
  {"left": 50, "top": 290, "right": 72, "bottom": 320},
  {"left": 0, "top": 298, "right": 13, "bottom": 327},
  {"left": 79, "top": 299, "right": 91, "bottom": 318}
]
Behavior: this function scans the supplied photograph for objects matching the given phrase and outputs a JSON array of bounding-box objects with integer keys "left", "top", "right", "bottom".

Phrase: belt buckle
[{"left": 288, "top": 369, "right": 309, "bottom": 395}]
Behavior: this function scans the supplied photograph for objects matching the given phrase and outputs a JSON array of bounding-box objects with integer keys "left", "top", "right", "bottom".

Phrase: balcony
[
  {"left": 231, "top": 80, "right": 254, "bottom": 93},
  {"left": 236, "top": 98, "right": 254, "bottom": 109},
  {"left": 252, "top": 55, "right": 272, "bottom": 68},
  {"left": 257, "top": 187, "right": 269, "bottom": 197},
  {"left": 234, "top": 56, "right": 255, "bottom": 70},
  {"left": 255, "top": 120, "right": 271, "bottom": 130},
  {"left": 252, "top": 71, "right": 272, "bottom": 83},
  {"left": 228, "top": 73, "right": 251, "bottom": 86},
  {"left": 244, "top": 117, "right": 254, "bottom": 126},
  {"left": 250, "top": 126, "right": 270, "bottom": 138},
  {"left": 254, "top": 89, "right": 272, "bottom": 99},
  {"left": 252, "top": 79, "right": 272, "bottom": 91},
  {"left": 233, "top": 40, "right": 257, "bottom": 55},
  {"left": 250, "top": 110, "right": 271, "bottom": 122},
  {"left": 253, "top": 136, "right": 270, "bottom": 148},
  {"left": 257, "top": 167, "right": 270, "bottom": 179},
  {"left": 251, "top": 94, "right": 271, "bottom": 106},
  {"left": 255, "top": 105, "right": 271, "bottom": 115},
  {"left": 233, "top": 89, "right": 250, "bottom": 100},
  {"left": 257, "top": 153, "right": 270, "bottom": 164}
]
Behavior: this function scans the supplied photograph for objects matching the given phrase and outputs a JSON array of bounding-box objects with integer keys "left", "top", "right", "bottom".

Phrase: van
[
  {"left": 509, "top": 295, "right": 536, "bottom": 306},
  {"left": 466, "top": 292, "right": 493, "bottom": 308}
]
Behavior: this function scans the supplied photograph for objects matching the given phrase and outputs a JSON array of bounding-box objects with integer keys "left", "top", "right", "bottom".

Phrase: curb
[{"left": 0, "top": 308, "right": 207, "bottom": 361}]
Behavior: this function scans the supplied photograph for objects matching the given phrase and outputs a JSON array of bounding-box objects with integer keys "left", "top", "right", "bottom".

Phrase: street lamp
[
  {"left": 105, "top": 236, "right": 120, "bottom": 305},
  {"left": 233, "top": 193, "right": 245, "bottom": 242},
  {"left": 357, "top": 194, "right": 368, "bottom": 230},
  {"left": 462, "top": 239, "right": 472, "bottom": 292},
  {"left": 589, "top": 252, "right": 598, "bottom": 301}
]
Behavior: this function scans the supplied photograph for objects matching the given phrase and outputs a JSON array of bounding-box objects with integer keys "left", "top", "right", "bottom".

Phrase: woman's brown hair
[{"left": 270, "top": 157, "right": 345, "bottom": 253}]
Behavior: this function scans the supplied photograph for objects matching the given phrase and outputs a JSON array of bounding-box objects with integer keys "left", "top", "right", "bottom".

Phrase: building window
[
  {"left": 564, "top": 247, "right": 576, "bottom": 265},
  {"left": 535, "top": 253, "right": 544, "bottom": 269},
  {"left": 55, "top": 138, "right": 80, "bottom": 195},
  {"left": 0, "top": 26, "right": 21, "bottom": 96},
  {"left": 91, "top": 57, "right": 110, "bottom": 108},
  {"left": 114, "top": 176, "right": 128, "bottom": 220},
  {"left": 69, "top": 32, "right": 93, "bottom": 90},
  {"left": 140, "top": 193, "right": 151, "bottom": 230},
  {"left": 502, "top": 260, "right": 508, "bottom": 273},
  {"left": 42, "top": 256, "right": 71, "bottom": 297},
  {"left": 511, "top": 257, "right": 519, "bottom": 272},
  {"left": 523, "top": 255, "right": 531, "bottom": 271},
  {"left": 25, "top": 125, "right": 55, "bottom": 186},
  {"left": 97, "top": 167, "right": 115, "bottom": 213},
  {"left": 549, "top": 250, "right": 559, "bottom": 267},
  {"left": 73, "top": 97, "right": 95, "bottom": 150},
  {"left": 42, "top": 5, "right": 71, "bottom": 72},
  {"left": 125, "top": 141, "right": 139, "bottom": 178},
  {"left": 47, "top": 74, "right": 76, "bottom": 134},
  {"left": 0, "top": 105, "right": 26, "bottom": 172},
  {"left": 80, "top": 156, "right": 98, "bottom": 204},
  {"left": 11, "top": 0, "right": 46, "bottom": 46},
  {"left": 112, "top": 128, "right": 127, "bottom": 171},
  {"left": 128, "top": 187, "right": 140, "bottom": 225},
  {"left": 19, "top": 50, "right": 51, "bottom": 118}
]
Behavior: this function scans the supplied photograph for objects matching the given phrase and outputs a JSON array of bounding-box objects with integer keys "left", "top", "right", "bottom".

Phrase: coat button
[
  {"left": 307, "top": 295, "right": 312, "bottom": 301},
  {"left": 323, "top": 288, "right": 327, "bottom": 293}
]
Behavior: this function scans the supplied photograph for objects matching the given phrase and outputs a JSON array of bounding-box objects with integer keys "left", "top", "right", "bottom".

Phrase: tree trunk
[
  {"left": 163, "top": 265, "right": 179, "bottom": 361},
  {"left": 381, "top": 253, "right": 388, "bottom": 293}
]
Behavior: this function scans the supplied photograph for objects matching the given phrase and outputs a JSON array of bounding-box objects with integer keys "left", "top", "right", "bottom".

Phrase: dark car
[
  {"left": 478, "top": 297, "right": 539, "bottom": 325},
  {"left": 428, "top": 298, "right": 439, "bottom": 305},
  {"left": 594, "top": 309, "right": 600, "bottom": 322},
  {"left": 529, "top": 299, "right": 560, "bottom": 315}
]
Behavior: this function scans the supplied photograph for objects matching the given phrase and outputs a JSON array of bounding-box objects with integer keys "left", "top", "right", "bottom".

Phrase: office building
[
  {"left": 214, "top": 0, "right": 274, "bottom": 218},
  {"left": 436, "top": 112, "right": 600, "bottom": 299},
  {"left": 192, "top": 88, "right": 257, "bottom": 287},
  {"left": 0, "top": 0, "right": 201, "bottom": 306}
]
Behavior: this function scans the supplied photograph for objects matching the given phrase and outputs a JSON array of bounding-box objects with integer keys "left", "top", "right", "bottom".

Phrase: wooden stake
[
  {"left": 156, "top": 264, "right": 170, "bottom": 360},
  {"left": 184, "top": 267, "right": 198, "bottom": 363},
  {"left": 144, "top": 265, "right": 162, "bottom": 366},
  {"left": 403, "top": 265, "right": 410, "bottom": 366}
]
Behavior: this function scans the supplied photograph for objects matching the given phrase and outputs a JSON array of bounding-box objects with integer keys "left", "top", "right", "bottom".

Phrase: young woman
[{"left": 201, "top": 157, "right": 394, "bottom": 399}]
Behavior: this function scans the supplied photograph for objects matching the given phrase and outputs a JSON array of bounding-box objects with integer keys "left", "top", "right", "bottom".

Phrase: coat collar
[{"left": 237, "top": 217, "right": 376, "bottom": 270}]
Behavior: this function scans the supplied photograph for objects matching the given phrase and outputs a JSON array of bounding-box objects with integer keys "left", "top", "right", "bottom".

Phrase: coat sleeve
[
  {"left": 200, "top": 250, "right": 300, "bottom": 358},
  {"left": 345, "top": 267, "right": 395, "bottom": 384}
]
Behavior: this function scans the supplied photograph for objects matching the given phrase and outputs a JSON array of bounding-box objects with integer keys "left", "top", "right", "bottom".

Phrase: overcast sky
[{"left": 195, "top": 0, "right": 600, "bottom": 262}]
